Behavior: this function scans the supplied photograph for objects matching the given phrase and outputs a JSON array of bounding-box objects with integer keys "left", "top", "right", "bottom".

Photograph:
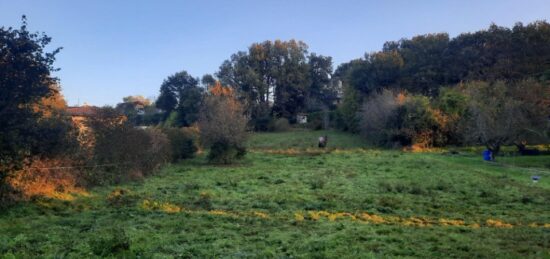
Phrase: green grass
[
  {"left": 246, "top": 129, "right": 370, "bottom": 150},
  {"left": 1, "top": 130, "right": 549, "bottom": 258}
]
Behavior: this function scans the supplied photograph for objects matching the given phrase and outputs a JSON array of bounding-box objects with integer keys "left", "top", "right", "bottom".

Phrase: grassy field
[{"left": 1, "top": 130, "right": 549, "bottom": 258}]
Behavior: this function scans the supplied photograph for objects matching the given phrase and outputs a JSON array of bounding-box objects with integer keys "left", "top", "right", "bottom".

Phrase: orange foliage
[
  {"left": 395, "top": 91, "right": 408, "bottom": 105},
  {"left": 209, "top": 81, "right": 234, "bottom": 96},
  {"left": 33, "top": 84, "right": 67, "bottom": 118},
  {"left": 8, "top": 158, "right": 87, "bottom": 201}
]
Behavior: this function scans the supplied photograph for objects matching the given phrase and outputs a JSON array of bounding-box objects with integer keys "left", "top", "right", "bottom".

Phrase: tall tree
[
  {"left": 216, "top": 40, "right": 312, "bottom": 126},
  {"left": 0, "top": 17, "right": 62, "bottom": 196},
  {"left": 201, "top": 74, "right": 216, "bottom": 89},
  {"left": 156, "top": 70, "right": 204, "bottom": 127},
  {"left": 307, "top": 53, "right": 335, "bottom": 110}
]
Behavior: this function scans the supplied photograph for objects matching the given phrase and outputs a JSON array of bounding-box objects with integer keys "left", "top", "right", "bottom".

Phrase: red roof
[{"left": 66, "top": 106, "right": 98, "bottom": 117}]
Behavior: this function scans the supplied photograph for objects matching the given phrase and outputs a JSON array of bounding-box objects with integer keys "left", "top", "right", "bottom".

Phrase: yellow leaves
[
  {"left": 140, "top": 199, "right": 182, "bottom": 214},
  {"left": 209, "top": 81, "right": 234, "bottom": 97},
  {"left": 360, "top": 213, "right": 386, "bottom": 224},
  {"left": 486, "top": 219, "right": 513, "bottom": 228},
  {"left": 402, "top": 217, "right": 432, "bottom": 227},
  {"left": 8, "top": 158, "right": 89, "bottom": 201},
  {"left": 253, "top": 211, "right": 269, "bottom": 219},
  {"left": 136, "top": 200, "right": 547, "bottom": 229},
  {"left": 33, "top": 83, "right": 67, "bottom": 118},
  {"left": 208, "top": 210, "right": 232, "bottom": 216},
  {"left": 439, "top": 218, "right": 466, "bottom": 227}
]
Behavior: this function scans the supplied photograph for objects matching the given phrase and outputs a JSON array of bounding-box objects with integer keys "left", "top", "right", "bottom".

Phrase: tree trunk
[
  {"left": 322, "top": 105, "right": 330, "bottom": 130},
  {"left": 486, "top": 143, "right": 500, "bottom": 161}
]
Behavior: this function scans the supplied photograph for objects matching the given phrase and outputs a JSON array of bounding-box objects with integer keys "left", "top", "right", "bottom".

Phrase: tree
[
  {"left": 359, "top": 89, "right": 399, "bottom": 145},
  {"left": 350, "top": 51, "right": 404, "bottom": 96},
  {"left": 461, "top": 81, "right": 542, "bottom": 158},
  {"left": 155, "top": 70, "right": 204, "bottom": 127},
  {"left": 201, "top": 74, "right": 216, "bottom": 88},
  {"left": 199, "top": 82, "right": 248, "bottom": 164},
  {"left": 216, "top": 40, "right": 312, "bottom": 127},
  {"left": 433, "top": 87, "right": 469, "bottom": 145},
  {"left": 115, "top": 95, "right": 158, "bottom": 126},
  {"left": 0, "top": 17, "right": 62, "bottom": 199},
  {"left": 307, "top": 53, "right": 337, "bottom": 110},
  {"left": 342, "top": 21, "right": 550, "bottom": 104},
  {"left": 271, "top": 40, "right": 311, "bottom": 120}
]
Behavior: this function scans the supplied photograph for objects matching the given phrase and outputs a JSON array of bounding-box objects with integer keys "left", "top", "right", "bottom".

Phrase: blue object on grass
[
  {"left": 532, "top": 175, "right": 541, "bottom": 183},
  {"left": 482, "top": 150, "right": 492, "bottom": 161}
]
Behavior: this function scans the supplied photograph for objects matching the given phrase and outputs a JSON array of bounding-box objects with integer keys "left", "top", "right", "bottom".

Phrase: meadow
[{"left": 0, "top": 130, "right": 549, "bottom": 258}]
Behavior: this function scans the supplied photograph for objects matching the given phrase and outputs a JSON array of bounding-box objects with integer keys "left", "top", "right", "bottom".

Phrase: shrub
[
  {"left": 336, "top": 84, "right": 361, "bottom": 132},
  {"left": 360, "top": 90, "right": 442, "bottom": 148},
  {"left": 359, "top": 89, "right": 399, "bottom": 145},
  {"left": 207, "top": 140, "right": 247, "bottom": 164},
  {"left": 142, "top": 128, "right": 172, "bottom": 173},
  {"left": 161, "top": 127, "right": 198, "bottom": 162},
  {"left": 272, "top": 118, "right": 291, "bottom": 132},
  {"left": 388, "top": 94, "right": 439, "bottom": 147},
  {"left": 306, "top": 112, "right": 324, "bottom": 130},
  {"left": 432, "top": 87, "right": 469, "bottom": 145},
  {"left": 83, "top": 108, "right": 170, "bottom": 186},
  {"left": 199, "top": 83, "right": 248, "bottom": 164}
]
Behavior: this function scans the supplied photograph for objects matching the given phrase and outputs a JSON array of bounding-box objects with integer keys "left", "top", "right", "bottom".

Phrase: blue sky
[{"left": 1, "top": 0, "right": 549, "bottom": 106}]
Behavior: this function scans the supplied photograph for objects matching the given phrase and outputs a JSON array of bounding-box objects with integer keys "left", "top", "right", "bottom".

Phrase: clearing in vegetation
[{"left": 0, "top": 130, "right": 549, "bottom": 258}]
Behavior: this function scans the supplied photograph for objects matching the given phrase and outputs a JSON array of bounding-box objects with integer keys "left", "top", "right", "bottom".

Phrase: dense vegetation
[
  {"left": 0, "top": 17, "right": 72, "bottom": 205},
  {"left": 134, "top": 21, "right": 549, "bottom": 152},
  {"left": 1, "top": 16, "right": 549, "bottom": 258},
  {"left": 0, "top": 131, "right": 548, "bottom": 257}
]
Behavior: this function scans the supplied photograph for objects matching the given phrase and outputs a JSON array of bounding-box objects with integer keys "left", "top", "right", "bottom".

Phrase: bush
[
  {"left": 142, "top": 128, "right": 172, "bottom": 172},
  {"left": 433, "top": 87, "right": 469, "bottom": 145},
  {"left": 360, "top": 90, "right": 442, "bottom": 148},
  {"left": 207, "top": 140, "right": 247, "bottom": 164},
  {"left": 336, "top": 84, "right": 361, "bottom": 133},
  {"left": 359, "top": 89, "right": 399, "bottom": 145},
  {"left": 272, "top": 118, "right": 291, "bottom": 132},
  {"left": 199, "top": 83, "right": 248, "bottom": 164},
  {"left": 83, "top": 108, "right": 171, "bottom": 186},
  {"left": 252, "top": 114, "right": 273, "bottom": 132},
  {"left": 306, "top": 112, "right": 324, "bottom": 130},
  {"left": 161, "top": 127, "right": 198, "bottom": 162},
  {"left": 389, "top": 95, "right": 439, "bottom": 147}
]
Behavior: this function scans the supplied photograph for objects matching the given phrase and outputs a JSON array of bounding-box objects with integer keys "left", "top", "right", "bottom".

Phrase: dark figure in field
[{"left": 318, "top": 135, "right": 328, "bottom": 148}]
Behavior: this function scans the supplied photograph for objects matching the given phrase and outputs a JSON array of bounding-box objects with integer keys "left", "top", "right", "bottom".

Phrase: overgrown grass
[
  {"left": 247, "top": 129, "right": 370, "bottom": 150},
  {"left": 1, "top": 131, "right": 549, "bottom": 257}
]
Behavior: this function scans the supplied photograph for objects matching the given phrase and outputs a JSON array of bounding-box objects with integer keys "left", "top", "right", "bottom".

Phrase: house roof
[{"left": 66, "top": 106, "right": 99, "bottom": 117}]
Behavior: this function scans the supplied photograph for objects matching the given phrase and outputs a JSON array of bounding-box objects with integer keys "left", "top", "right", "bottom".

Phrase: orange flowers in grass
[
  {"left": 138, "top": 199, "right": 547, "bottom": 229},
  {"left": 140, "top": 199, "right": 182, "bottom": 213},
  {"left": 486, "top": 219, "right": 513, "bottom": 228},
  {"left": 359, "top": 212, "right": 387, "bottom": 224}
]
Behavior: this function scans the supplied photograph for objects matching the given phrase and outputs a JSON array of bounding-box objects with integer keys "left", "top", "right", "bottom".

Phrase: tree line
[
  {"left": 145, "top": 21, "right": 548, "bottom": 154},
  {"left": 2, "top": 17, "right": 549, "bottom": 205},
  {"left": 334, "top": 21, "right": 550, "bottom": 153},
  {"left": 154, "top": 40, "right": 338, "bottom": 131}
]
